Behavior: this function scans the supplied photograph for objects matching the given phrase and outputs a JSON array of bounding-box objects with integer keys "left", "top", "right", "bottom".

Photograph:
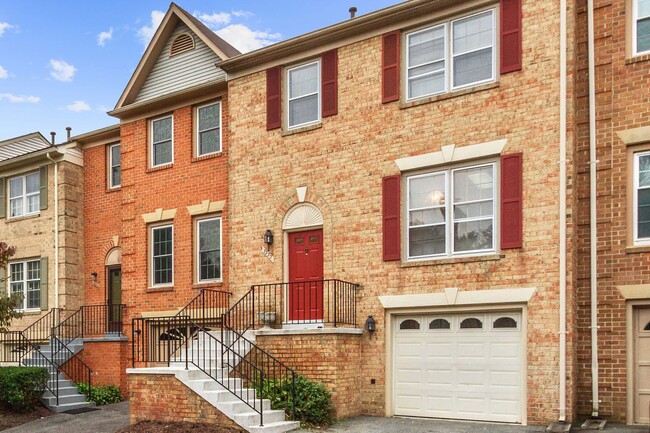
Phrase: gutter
[
  {"left": 46, "top": 150, "right": 63, "bottom": 309},
  {"left": 587, "top": 0, "right": 601, "bottom": 420},
  {"left": 559, "top": 0, "right": 568, "bottom": 423}
]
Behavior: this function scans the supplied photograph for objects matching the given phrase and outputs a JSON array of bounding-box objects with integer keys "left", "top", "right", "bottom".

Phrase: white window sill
[
  {"left": 6, "top": 213, "right": 41, "bottom": 223},
  {"left": 15, "top": 309, "right": 43, "bottom": 315},
  {"left": 401, "top": 253, "right": 503, "bottom": 268}
]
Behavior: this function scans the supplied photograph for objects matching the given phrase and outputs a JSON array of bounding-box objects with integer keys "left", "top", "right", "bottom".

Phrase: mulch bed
[
  {"left": 0, "top": 405, "right": 52, "bottom": 431},
  {"left": 116, "top": 421, "right": 245, "bottom": 433}
]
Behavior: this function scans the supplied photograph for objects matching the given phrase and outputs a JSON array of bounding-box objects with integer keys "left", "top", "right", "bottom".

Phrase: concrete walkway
[
  {"left": 3, "top": 401, "right": 129, "bottom": 433},
  {"left": 300, "top": 416, "right": 650, "bottom": 433}
]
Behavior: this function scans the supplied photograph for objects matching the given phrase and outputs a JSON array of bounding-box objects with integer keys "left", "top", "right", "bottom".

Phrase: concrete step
[
  {"left": 43, "top": 386, "right": 80, "bottom": 398},
  {"left": 217, "top": 398, "right": 270, "bottom": 415},
  {"left": 234, "top": 409, "right": 286, "bottom": 426},
  {"left": 42, "top": 393, "right": 88, "bottom": 406},
  {"left": 47, "top": 401, "right": 95, "bottom": 414},
  {"left": 247, "top": 421, "right": 301, "bottom": 433}
]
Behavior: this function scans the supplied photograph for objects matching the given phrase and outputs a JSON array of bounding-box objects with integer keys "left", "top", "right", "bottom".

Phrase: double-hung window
[
  {"left": 196, "top": 102, "right": 221, "bottom": 157},
  {"left": 9, "top": 260, "right": 41, "bottom": 310},
  {"left": 109, "top": 143, "right": 121, "bottom": 188},
  {"left": 151, "top": 224, "right": 174, "bottom": 286},
  {"left": 406, "top": 9, "right": 495, "bottom": 100},
  {"left": 151, "top": 115, "right": 173, "bottom": 167},
  {"left": 407, "top": 163, "right": 496, "bottom": 259},
  {"left": 634, "top": 0, "right": 650, "bottom": 55},
  {"left": 287, "top": 61, "right": 320, "bottom": 129},
  {"left": 196, "top": 217, "right": 222, "bottom": 283},
  {"left": 9, "top": 172, "right": 40, "bottom": 218},
  {"left": 634, "top": 151, "right": 650, "bottom": 243}
]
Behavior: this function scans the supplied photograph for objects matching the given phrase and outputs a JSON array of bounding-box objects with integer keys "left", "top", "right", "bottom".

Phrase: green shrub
[
  {"left": 257, "top": 375, "right": 332, "bottom": 427},
  {"left": 76, "top": 383, "right": 122, "bottom": 405},
  {"left": 0, "top": 367, "right": 49, "bottom": 412}
]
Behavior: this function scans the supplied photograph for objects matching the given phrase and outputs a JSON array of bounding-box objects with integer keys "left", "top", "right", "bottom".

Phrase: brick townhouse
[{"left": 1, "top": 0, "right": 649, "bottom": 428}]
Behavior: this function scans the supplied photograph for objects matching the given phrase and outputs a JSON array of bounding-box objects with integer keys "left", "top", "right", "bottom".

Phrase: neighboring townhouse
[
  {"left": 70, "top": 3, "right": 238, "bottom": 383},
  {"left": 575, "top": 0, "right": 650, "bottom": 424},
  {"left": 219, "top": 0, "right": 578, "bottom": 426},
  {"left": 0, "top": 132, "right": 84, "bottom": 331}
]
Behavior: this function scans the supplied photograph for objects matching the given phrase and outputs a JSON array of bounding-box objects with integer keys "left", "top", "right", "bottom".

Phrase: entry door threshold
[{"left": 282, "top": 322, "right": 325, "bottom": 330}]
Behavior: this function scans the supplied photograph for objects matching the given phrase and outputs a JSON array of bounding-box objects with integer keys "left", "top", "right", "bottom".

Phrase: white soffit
[
  {"left": 379, "top": 287, "right": 536, "bottom": 309},
  {"left": 395, "top": 139, "right": 507, "bottom": 172}
]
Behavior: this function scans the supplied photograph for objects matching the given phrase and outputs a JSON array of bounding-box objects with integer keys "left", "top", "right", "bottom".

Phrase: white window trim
[
  {"left": 150, "top": 115, "right": 174, "bottom": 168},
  {"left": 633, "top": 0, "right": 650, "bottom": 56},
  {"left": 8, "top": 172, "right": 40, "bottom": 219},
  {"left": 406, "top": 161, "right": 497, "bottom": 261},
  {"left": 404, "top": 8, "right": 497, "bottom": 102},
  {"left": 286, "top": 60, "right": 321, "bottom": 130},
  {"left": 150, "top": 224, "right": 174, "bottom": 287},
  {"left": 634, "top": 151, "right": 650, "bottom": 244},
  {"left": 8, "top": 259, "right": 41, "bottom": 312},
  {"left": 109, "top": 143, "right": 121, "bottom": 189},
  {"left": 196, "top": 101, "right": 222, "bottom": 157},
  {"left": 196, "top": 216, "right": 223, "bottom": 283}
]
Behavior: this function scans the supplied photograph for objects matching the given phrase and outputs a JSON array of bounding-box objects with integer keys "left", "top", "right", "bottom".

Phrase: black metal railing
[
  {"left": 225, "top": 280, "right": 359, "bottom": 337},
  {"left": 0, "top": 308, "right": 61, "bottom": 363},
  {"left": 131, "top": 289, "right": 230, "bottom": 366},
  {"left": 49, "top": 335, "right": 92, "bottom": 403},
  {"left": 54, "top": 304, "right": 126, "bottom": 342}
]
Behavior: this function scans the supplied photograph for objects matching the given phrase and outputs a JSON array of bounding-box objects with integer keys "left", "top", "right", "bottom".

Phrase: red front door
[{"left": 288, "top": 229, "right": 324, "bottom": 321}]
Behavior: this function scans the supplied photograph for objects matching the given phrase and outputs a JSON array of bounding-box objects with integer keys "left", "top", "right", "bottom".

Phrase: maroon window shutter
[
  {"left": 500, "top": 0, "right": 522, "bottom": 73},
  {"left": 501, "top": 153, "right": 523, "bottom": 249},
  {"left": 266, "top": 66, "right": 281, "bottom": 130},
  {"left": 383, "top": 175, "right": 401, "bottom": 261},
  {"left": 382, "top": 31, "right": 400, "bottom": 104},
  {"left": 321, "top": 49, "right": 338, "bottom": 118}
]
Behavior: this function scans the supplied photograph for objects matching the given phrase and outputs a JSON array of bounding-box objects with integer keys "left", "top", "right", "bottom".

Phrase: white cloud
[
  {"left": 231, "top": 10, "right": 253, "bottom": 19},
  {"left": 66, "top": 100, "right": 91, "bottom": 112},
  {"left": 0, "top": 22, "right": 13, "bottom": 37},
  {"left": 97, "top": 27, "right": 113, "bottom": 46},
  {"left": 216, "top": 24, "right": 281, "bottom": 53},
  {"left": 196, "top": 12, "right": 231, "bottom": 26},
  {"left": 0, "top": 66, "right": 7, "bottom": 79},
  {"left": 49, "top": 59, "right": 76, "bottom": 82},
  {"left": 0, "top": 93, "right": 40, "bottom": 103},
  {"left": 137, "top": 10, "right": 165, "bottom": 47}
]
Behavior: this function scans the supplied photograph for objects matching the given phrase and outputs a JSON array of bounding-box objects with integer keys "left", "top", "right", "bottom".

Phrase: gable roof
[
  {"left": 112, "top": 2, "right": 240, "bottom": 112},
  {"left": 0, "top": 132, "right": 53, "bottom": 163}
]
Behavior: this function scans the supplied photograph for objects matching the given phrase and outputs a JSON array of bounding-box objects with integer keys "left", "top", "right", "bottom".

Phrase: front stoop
[
  {"left": 23, "top": 340, "right": 95, "bottom": 413},
  {"left": 127, "top": 367, "right": 299, "bottom": 433}
]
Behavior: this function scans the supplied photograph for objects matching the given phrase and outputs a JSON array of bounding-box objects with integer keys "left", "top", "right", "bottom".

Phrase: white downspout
[
  {"left": 46, "top": 152, "right": 60, "bottom": 309},
  {"left": 587, "top": 0, "right": 600, "bottom": 418},
  {"left": 559, "top": 0, "right": 568, "bottom": 422}
]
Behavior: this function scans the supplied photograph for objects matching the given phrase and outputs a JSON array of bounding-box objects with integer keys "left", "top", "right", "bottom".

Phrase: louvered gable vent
[{"left": 170, "top": 33, "right": 195, "bottom": 57}]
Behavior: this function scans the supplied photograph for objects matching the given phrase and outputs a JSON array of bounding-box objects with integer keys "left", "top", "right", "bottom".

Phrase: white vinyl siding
[
  {"left": 197, "top": 102, "right": 221, "bottom": 156},
  {"left": 151, "top": 225, "right": 174, "bottom": 287},
  {"left": 634, "top": 151, "right": 650, "bottom": 243},
  {"left": 407, "top": 163, "right": 496, "bottom": 260},
  {"left": 196, "top": 217, "right": 222, "bottom": 282},
  {"left": 9, "top": 260, "right": 41, "bottom": 311},
  {"left": 109, "top": 143, "right": 121, "bottom": 188},
  {"left": 635, "top": 0, "right": 650, "bottom": 55},
  {"left": 151, "top": 115, "right": 173, "bottom": 167},
  {"left": 135, "top": 23, "right": 225, "bottom": 104},
  {"left": 8, "top": 172, "right": 40, "bottom": 218},
  {"left": 287, "top": 61, "right": 320, "bottom": 129},
  {"left": 406, "top": 9, "right": 496, "bottom": 101}
]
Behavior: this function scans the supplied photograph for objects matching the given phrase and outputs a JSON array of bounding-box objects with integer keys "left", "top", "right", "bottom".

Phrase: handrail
[
  {"left": 49, "top": 335, "right": 92, "bottom": 404},
  {"left": 0, "top": 308, "right": 62, "bottom": 363}
]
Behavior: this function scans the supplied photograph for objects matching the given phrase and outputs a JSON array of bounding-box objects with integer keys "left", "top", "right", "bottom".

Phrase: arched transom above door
[
  {"left": 105, "top": 247, "right": 122, "bottom": 266},
  {"left": 282, "top": 203, "right": 323, "bottom": 230}
]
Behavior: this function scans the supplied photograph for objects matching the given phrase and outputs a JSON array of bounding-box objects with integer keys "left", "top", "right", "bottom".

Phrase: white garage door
[{"left": 393, "top": 311, "right": 523, "bottom": 423}]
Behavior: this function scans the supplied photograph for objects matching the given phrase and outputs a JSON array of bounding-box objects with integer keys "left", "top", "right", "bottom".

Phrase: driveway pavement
[
  {"left": 3, "top": 401, "right": 130, "bottom": 433},
  {"left": 300, "top": 416, "right": 650, "bottom": 433}
]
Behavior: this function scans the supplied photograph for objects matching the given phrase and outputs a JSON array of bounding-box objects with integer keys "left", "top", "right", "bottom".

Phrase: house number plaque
[{"left": 261, "top": 246, "right": 275, "bottom": 263}]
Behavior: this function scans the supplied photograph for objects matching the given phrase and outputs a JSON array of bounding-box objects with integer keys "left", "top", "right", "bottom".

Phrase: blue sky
[{"left": 0, "top": 1, "right": 400, "bottom": 141}]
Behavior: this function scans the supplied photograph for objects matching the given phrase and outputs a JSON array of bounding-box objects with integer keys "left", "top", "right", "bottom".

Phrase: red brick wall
[
  {"left": 255, "top": 331, "right": 363, "bottom": 419},
  {"left": 128, "top": 373, "right": 242, "bottom": 429},
  {"left": 575, "top": 0, "right": 650, "bottom": 422},
  {"left": 79, "top": 340, "right": 129, "bottom": 397}
]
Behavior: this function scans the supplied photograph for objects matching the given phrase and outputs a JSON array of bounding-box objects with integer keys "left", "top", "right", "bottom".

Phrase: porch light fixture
[
  {"left": 264, "top": 229, "right": 274, "bottom": 246},
  {"left": 365, "top": 315, "right": 376, "bottom": 334}
]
